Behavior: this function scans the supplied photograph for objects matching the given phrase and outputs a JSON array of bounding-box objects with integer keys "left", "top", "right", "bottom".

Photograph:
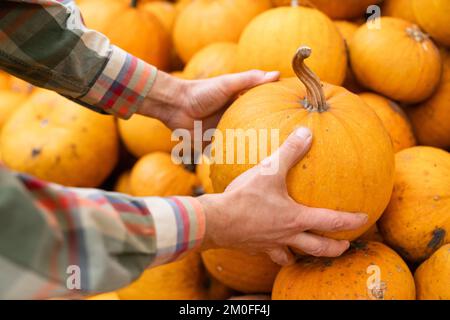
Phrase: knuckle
[
  {"left": 309, "top": 243, "right": 328, "bottom": 257},
  {"left": 330, "top": 216, "right": 346, "bottom": 231}
]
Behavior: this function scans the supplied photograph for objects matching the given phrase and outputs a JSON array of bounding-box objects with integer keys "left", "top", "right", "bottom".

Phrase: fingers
[
  {"left": 219, "top": 70, "right": 280, "bottom": 93},
  {"left": 267, "top": 247, "right": 296, "bottom": 266},
  {"left": 287, "top": 232, "right": 350, "bottom": 257}
]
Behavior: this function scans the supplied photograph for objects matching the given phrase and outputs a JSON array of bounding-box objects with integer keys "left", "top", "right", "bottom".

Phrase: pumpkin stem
[
  {"left": 292, "top": 46, "right": 328, "bottom": 112},
  {"left": 131, "top": 0, "right": 138, "bottom": 8},
  {"left": 406, "top": 25, "right": 428, "bottom": 42}
]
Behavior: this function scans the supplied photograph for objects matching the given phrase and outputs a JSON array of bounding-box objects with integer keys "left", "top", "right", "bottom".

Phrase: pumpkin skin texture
[
  {"left": 201, "top": 249, "right": 281, "bottom": 293},
  {"left": 359, "top": 93, "right": 416, "bottom": 152},
  {"left": 0, "top": 71, "right": 10, "bottom": 90},
  {"left": 211, "top": 48, "right": 395, "bottom": 241},
  {"left": 130, "top": 152, "right": 199, "bottom": 196},
  {"left": 0, "top": 90, "right": 118, "bottom": 187},
  {"left": 382, "top": 0, "right": 418, "bottom": 24},
  {"left": 183, "top": 42, "right": 238, "bottom": 80},
  {"left": 236, "top": 6, "right": 347, "bottom": 84},
  {"left": 358, "top": 224, "right": 384, "bottom": 243},
  {"left": 118, "top": 115, "right": 176, "bottom": 158},
  {"left": 141, "top": 1, "right": 176, "bottom": 33},
  {"left": 114, "top": 171, "right": 131, "bottom": 194},
  {"left": 88, "top": 292, "right": 120, "bottom": 300},
  {"left": 379, "top": 147, "right": 450, "bottom": 263},
  {"left": 272, "top": 241, "right": 416, "bottom": 300},
  {"left": 0, "top": 91, "right": 27, "bottom": 132},
  {"left": 196, "top": 154, "right": 214, "bottom": 194},
  {"left": 408, "top": 50, "right": 450, "bottom": 149},
  {"left": 173, "top": 0, "right": 271, "bottom": 63},
  {"left": 413, "top": 0, "right": 450, "bottom": 47},
  {"left": 349, "top": 17, "right": 442, "bottom": 103},
  {"left": 415, "top": 244, "right": 450, "bottom": 300}
]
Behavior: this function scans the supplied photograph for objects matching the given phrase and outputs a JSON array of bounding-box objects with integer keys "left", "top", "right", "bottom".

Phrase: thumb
[{"left": 219, "top": 70, "right": 280, "bottom": 93}]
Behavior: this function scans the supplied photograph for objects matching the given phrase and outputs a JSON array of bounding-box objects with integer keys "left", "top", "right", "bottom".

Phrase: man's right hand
[{"left": 198, "top": 127, "right": 368, "bottom": 266}]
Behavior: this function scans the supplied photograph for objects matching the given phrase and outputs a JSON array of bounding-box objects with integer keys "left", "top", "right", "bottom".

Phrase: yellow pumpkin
[
  {"left": 118, "top": 252, "right": 211, "bottom": 300},
  {"left": 141, "top": 1, "right": 176, "bottom": 33},
  {"left": 183, "top": 42, "right": 237, "bottom": 80},
  {"left": 173, "top": 0, "right": 271, "bottom": 63},
  {"left": 272, "top": 241, "right": 416, "bottom": 300},
  {"left": 211, "top": 47, "right": 395, "bottom": 241},
  {"left": 359, "top": 92, "right": 416, "bottom": 152},
  {"left": 114, "top": 170, "right": 132, "bottom": 194},
  {"left": 415, "top": 244, "right": 450, "bottom": 300},
  {"left": 80, "top": 0, "right": 171, "bottom": 70},
  {"left": 349, "top": 17, "right": 442, "bottom": 103},
  {"left": 196, "top": 154, "right": 214, "bottom": 194},
  {"left": 379, "top": 147, "right": 450, "bottom": 262},
  {"left": 10, "top": 76, "right": 34, "bottom": 95},
  {"left": 202, "top": 249, "right": 281, "bottom": 293},
  {"left": 0, "top": 89, "right": 118, "bottom": 187},
  {"left": 413, "top": 0, "right": 450, "bottom": 47},
  {"left": 382, "top": 0, "right": 418, "bottom": 24},
  {"left": 118, "top": 115, "right": 176, "bottom": 158},
  {"left": 408, "top": 49, "right": 450, "bottom": 149},
  {"left": 0, "top": 91, "right": 28, "bottom": 132},
  {"left": 130, "top": 152, "right": 199, "bottom": 196},
  {"left": 236, "top": 5, "right": 347, "bottom": 84}
]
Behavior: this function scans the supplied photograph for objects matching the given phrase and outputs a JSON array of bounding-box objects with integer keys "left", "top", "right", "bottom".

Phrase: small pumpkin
[
  {"left": 415, "top": 244, "right": 450, "bottom": 300},
  {"left": 141, "top": 1, "right": 176, "bottom": 33},
  {"left": 183, "top": 42, "right": 238, "bottom": 80},
  {"left": 408, "top": 49, "right": 450, "bottom": 149},
  {"left": 201, "top": 249, "right": 281, "bottom": 293},
  {"left": 212, "top": 47, "right": 395, "bottom": 241},
  {"left": 412, "top": 0, "right": 450, "bottom": 47},
  {"left": 0, "top": 91, "right": 28, "bottom": 132},
  {"left": 173, "top": 0, "right": 271, "bottom": 63},
  {"left": 129, "top": 152, "right": 199, "bottom": 196},
  {"left": 272, "top": 241, "right": 416, "bottom": 300},
  {"left": 118, "top": 115, "right": 176, "bottom": 158},
  {"left": 114, "top": 170, "right": 132, "bottom": 194},
  {"left": 379, "top": 147, "right": 450, "bottom": 262},
  {"left": 196, "top": 154, "right": 214, "bottom": 194},
  {"left": 0, "top": 89, "right": 118, "bottom": 187},
  {"left": 349, "top": 17, "right": 442, "bottom": 103},
  {"left": 359, "top": 92, "right": 416, "bottom": 152},
  {"left": 236, "top": 4, "right": 347, "bottom": 84},
  {"left": 382, "top": 0, "right": 418, "bottom": 24}
]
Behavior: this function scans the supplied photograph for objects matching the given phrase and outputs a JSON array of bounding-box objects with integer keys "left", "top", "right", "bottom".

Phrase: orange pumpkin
[
  {"left": 236, "top": 4, "right": 347, "bottom": 84},
  {"left": 382, "top": 0, "right": 418, "bottom": 24},
  {"left": 118, "top": 115, "right": 176, "bottom": 158},
  {"left": 349, "top": 17, "right": 442, "bottom": 103},
  {"left": 183, "top": 42, "right": 238, "bottom": 80},
  {"left": 0, "top": 89, "right": 118, "bottom": 187},
  {"left": 359, "top": 92, "right": 416, "bottom": 152},
  {"left": 379, "top": 147, "right": 450, "bottom": 262},
  {"left": 141, "top": 1, "right": 176, "bottom": 33},
  {"left": 196, "top": 154, "right": 214, "bottom": 194},
  {"left": 415, "top": 244, "right": 450, "bottom": 300},
  {"left": 79, "top": 0, "right": 170, "bottom": 70},
  {"left": 211, "top": 47, "right": 395, "bottom": 241},
  {"left": 173, "top": 0, "right": 271, "bottom": 63},
  {"left": 114, "top": 170, "right": 132, "bottom": 194},
  {"left": 408, "top": 49, "right": 450, "bottom": 149},
  {"left": 202, "top": 249, "right": 281, "bottom": 293},
  {"left": 413, "top": 0, "right": 450, "bottom": 47},
  {"left": 272, "top": 241, "right": 416, "bottom": 300},
  {"left": 358, "top": 224, "right": 384, "bottom": 243},
  {"left": 0, "top": 91, "right": 28, "bottom": 132},
  {"left": 88, "top": 292, "right": 120, "bottom": 300},
  {"left": 130, "top": 152, "right": 199, "bottom": 196},
  {"left": 0, "top": 71, "right": 10, "bottom": 90}
]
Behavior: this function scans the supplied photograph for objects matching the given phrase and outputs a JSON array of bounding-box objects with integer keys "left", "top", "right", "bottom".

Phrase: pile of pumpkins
[{"left": 0, "top": 0, "right": 449, "bottom": 300}]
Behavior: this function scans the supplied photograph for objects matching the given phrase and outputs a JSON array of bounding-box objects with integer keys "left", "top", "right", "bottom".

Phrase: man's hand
[
  {"left": 197, "top": 128, "right": 369, "bottom": 266},
  {"left": 137, "top": 70, "right": 280, "bottom": 132}
]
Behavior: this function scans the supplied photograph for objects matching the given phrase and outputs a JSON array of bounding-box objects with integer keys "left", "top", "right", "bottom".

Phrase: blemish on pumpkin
[
  {"left": 433, "top": 195, "right": 441, "bottom": 201},
  {"left": 302, "top": 164, "right": 307, "bottom": 169},
  {"left": 31, "top": 148, "right": 42, "bottom": 158},
  {"left": 427, "top": 228, "right": 446, "bottom": 250},
  {"left": 216, "top": 265, "right": 223, "bottom": 273}
]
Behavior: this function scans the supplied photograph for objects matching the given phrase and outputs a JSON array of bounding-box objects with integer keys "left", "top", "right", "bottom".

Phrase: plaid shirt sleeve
[
  {"left": 0, "top": 166, "right": 205, "bottom": 300},
  {"left": 0, "top": 0, "right": 157, "bottom": 119}
]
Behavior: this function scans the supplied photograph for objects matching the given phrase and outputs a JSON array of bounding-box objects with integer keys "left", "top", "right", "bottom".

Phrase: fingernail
[
  {"left": 295, "top": 127, "right": 312, "bottom": 140},
  {"left": 264, "top": 71, "right": 280, "bottom": 80}
]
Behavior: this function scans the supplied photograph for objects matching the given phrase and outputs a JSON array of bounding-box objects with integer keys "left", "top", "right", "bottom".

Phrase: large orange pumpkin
[
  {"left": 412, "top": 0, "right": 450, "bottom": 47},
  {"left": 359, "top": 92, "right": 416, "bottom": 152},
  {"left": 272, "top": 241, "right": 416, "bottom": 300},
  {"left": 0, "top": 89, "right": 118, "bottom": 187},
  {"left": 349, "top": 17, "right": 442, "bottom": 103},
  {"left": 211, "top": 47, "right": 395, "bottom": 241},
  {"left": 130, "top": 152, "right": 199, "bottom": 196},
  {"left": 0, "top": 91, "right": 28, "bottom": 132},
  {"left": 379, "top": 147, "right": 450, "bottom": 262},
  {"left": 382, "top": 0, "right": 418, "bottom": 24},
  {"left": 202, "top": 249, "right": 281, "bottom": 293},
  {"left": 414, "top": 244, "right": 450, "bottom": 300},
  {"left": 183, "top": 42, "right": 238, "bottom": 80},
  {"left": 173, "top": 0, "right": 271, "bottom": 63},
  {"left": 118, "top": 115, "right": 176, "bottom": 158},
  {"left": 408, "top": 49, "right": 450, "bottom": 149},
  {"left": 79, "top": 0, "right": 170, "bottom": 70},
  {"left": 196, "top": 154, "right": 214, "bottom": 194},
  {"left": 236, "top": 4, "right": 347, "bottom": 84}
]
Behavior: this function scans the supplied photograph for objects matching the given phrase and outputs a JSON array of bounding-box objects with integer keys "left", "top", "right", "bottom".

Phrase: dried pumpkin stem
[{"left": 292, "top": 46, "right": 328, "bottom": 112}]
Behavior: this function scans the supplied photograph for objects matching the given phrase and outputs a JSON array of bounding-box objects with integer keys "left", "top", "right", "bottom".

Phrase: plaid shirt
[{"left": 0, "top": 0, "right": 206, "bottom": 299}]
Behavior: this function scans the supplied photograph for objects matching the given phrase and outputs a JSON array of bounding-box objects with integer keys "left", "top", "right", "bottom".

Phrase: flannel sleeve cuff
[
  {"left": 81, "top": 46, "right": 157, "bottom": 119},
  {"left": 143, "top": 196, "right": 206, "bottom": 267}
]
